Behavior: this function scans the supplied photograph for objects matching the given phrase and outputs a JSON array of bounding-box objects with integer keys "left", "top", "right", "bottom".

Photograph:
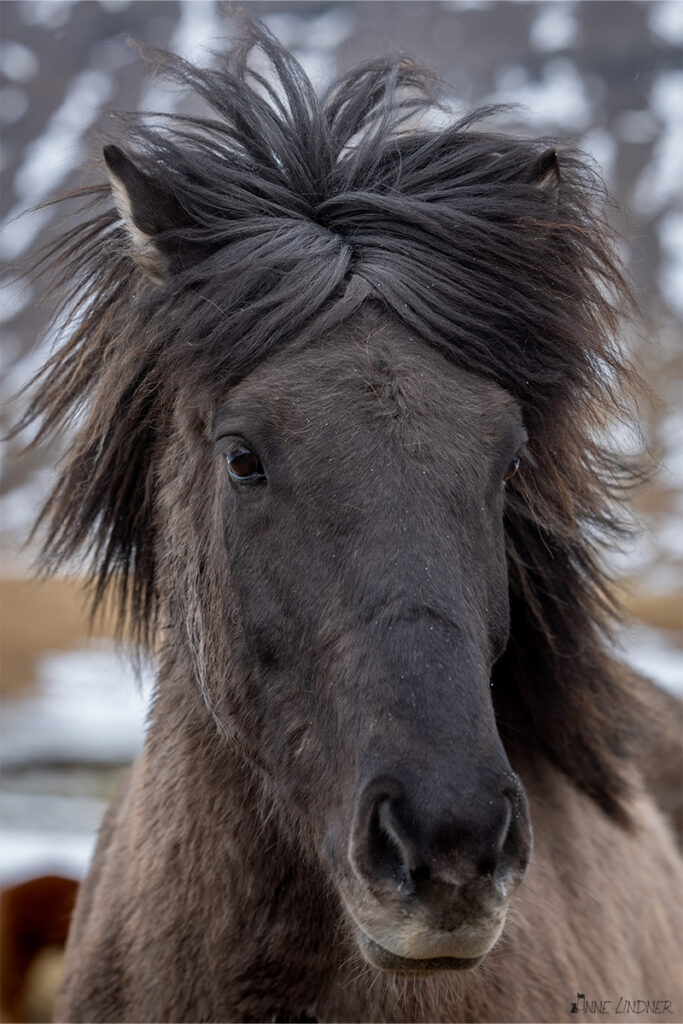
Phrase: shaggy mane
[{"left": 19, "top": 21, "right": 646, "bottom": 821}]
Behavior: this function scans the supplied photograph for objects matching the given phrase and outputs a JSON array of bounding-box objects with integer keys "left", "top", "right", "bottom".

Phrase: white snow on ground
[
  {"left": 14, "top": 69, "right": 112, "bottom": 197},
  {"left": 658, "top": 209, "right": 683, "bottom": 320},
  {"left": 440, "top": 1, "right": 494, "bottom": 10},
  {"left": 1, "top": 68, "right": 114, "bottom": 260},
  {"left": 0, "top": 472, "right": 53, "bottom": 543},
  {"left": 173, "top": 0, "right": 224, "bottom": 64},
  {"left": 606, "top": 527, "right": 656, "bottom": 580},
  {"left": 97, "top": 0, "right": 132, "bottom": 12},
  {"left": 633, "top": 69, "right": 683, "bottom": 216},
  {"left": 0, "top": 85, "right": 29, "bottom": 125},
  {"left": 1, "top": 645, "right": 153, "bottom": 768},
  {"left": 530, "top": 3, "right": 578, "bottom": 53},
  {"left": 617, "top": 624, "right": 683, "bottom": 696},
  {"left": 263, "top": 6, "right": 355, "bottom": 51},
  {"left": 0, "top": 828, "right": 98, "bottom": 886},
  {"left": 490, "top": 58, "right": 593, "bottom": 132},
  {"left": 1, "top": 644, "right": 153, "bottom": 883},
  {"left": 19, "top": 1, "right": 78, "bottom": 31},
  {"left": 656, "top": 515, "right": 683, "bottom": 561},
  {"left": 0, "top": 40, "right": 39, "bottom": 83},
  {"left": 1, "top": 770, "right": 112, "bottom": 884},
  {"left": 262, "top": 8, "right": 355, "bottom": 90},
  {"left": 648, "top": 0, "right": 683, "bottom": 46},
  {"left": 661, "top": 408, "right": 683, "bottom": 482},
  {"left": 616, "top": 109, "right": 660, "bottom": 146},
  {"left": 138, "top": 0, "right": 224, "bottom": 114},
  {"left": 580, "top": 127, "right": 617, "bottom": 186},
  {"left": 138, "top": 4, "right": 356, "bottom": 131}
]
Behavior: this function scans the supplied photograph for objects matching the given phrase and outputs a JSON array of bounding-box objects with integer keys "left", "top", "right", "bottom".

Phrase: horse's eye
[
  {"left": 504, "top": 456, "right": 520, "bottom": 482},
  {"left": 226, "top": 445, "right": 265, "bottom": 483}
]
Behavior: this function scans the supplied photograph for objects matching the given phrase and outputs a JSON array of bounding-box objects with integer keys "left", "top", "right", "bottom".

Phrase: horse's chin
[
  {"left": 358, "top": 931, "right": 485, "bottom": 973},
  {"left": 341, "top": 887, "right": 509, "bottom": 975}
]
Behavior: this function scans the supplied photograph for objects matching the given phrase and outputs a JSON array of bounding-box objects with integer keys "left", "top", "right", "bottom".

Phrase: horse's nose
[{"left": 349, "top": 774, "right": 530, "bottom": 901}]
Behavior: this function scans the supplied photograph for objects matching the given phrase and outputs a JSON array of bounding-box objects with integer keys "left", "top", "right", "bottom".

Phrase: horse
[{"left": 19, "top": 22, "right": 681, "bottom": 1023}]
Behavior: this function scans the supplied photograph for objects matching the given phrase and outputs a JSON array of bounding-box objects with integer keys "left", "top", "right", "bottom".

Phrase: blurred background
[{"left": 0, "top": 1, "right": 681, "bottom": 1019}]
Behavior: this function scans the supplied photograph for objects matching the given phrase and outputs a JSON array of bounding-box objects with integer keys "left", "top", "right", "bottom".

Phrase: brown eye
[
  {"left": 504, "top": 455, "right": 520, "bottom": 482},
  {"left": 226, "top": 445, "right": 265, "bottom": 482}
]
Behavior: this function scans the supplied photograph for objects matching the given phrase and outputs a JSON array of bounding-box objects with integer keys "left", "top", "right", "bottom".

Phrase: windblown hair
[{"left": 20, "top": 22, "right": 644, "bottom": 819}]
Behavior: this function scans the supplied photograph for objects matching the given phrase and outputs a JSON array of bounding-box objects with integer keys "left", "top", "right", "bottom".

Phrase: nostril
[
  {"left": 350, "top": 776, "right": 531, "bottom": 900},
  {"left": 472, "top": 795, "right": 513, "bottom": 879},
  {"left": 490, "top": 794, "right": 513, "bottom": 873},
  {"left": 351, "top": 785, "right": 421, "bottom": 897},
  {"left": 494, "top": 787, "right": 531, "bottom": 884},
  {"left": 367, "top": 798, "right": 416, "bottom": 896}
]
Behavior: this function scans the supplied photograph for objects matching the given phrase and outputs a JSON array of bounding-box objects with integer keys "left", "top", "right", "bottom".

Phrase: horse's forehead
[{"left": 223, "top": 329, "right": 519, "bottom": 446}]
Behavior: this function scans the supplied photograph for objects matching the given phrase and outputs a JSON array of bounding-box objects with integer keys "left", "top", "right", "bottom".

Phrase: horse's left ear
[
  {"left": 104, "top": 144, "right": 188, "bottom": 283},
  {"left": 528, "top": 148, "right": 560, "bottom": 192}
]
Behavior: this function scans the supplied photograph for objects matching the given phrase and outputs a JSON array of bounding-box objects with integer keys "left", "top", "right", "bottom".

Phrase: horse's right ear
[
  {"left": 104, "top": 144, "right": 188, "bottom": 283},
  {"left": 529, "top": 148, "right": 560, "bottom": 193}
]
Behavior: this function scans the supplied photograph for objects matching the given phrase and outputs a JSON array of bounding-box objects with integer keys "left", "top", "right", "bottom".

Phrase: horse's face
[{"left": 167, "top": 311, "right": 532, "bottom": 972}]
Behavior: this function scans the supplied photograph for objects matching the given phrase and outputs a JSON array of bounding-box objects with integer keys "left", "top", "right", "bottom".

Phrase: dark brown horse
[{"left": 20, "top": 23, "right": 681, "bottom": 1023}]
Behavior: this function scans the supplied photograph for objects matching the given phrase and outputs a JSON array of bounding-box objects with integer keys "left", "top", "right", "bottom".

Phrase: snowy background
[{"left": 1, "top": 0, "right": 681, "bottom": 889}]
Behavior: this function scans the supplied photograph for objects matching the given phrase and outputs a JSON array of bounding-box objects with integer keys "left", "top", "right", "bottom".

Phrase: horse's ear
[
  {"left": 104, "top": 144, "right": 187, "bottom": 283},
  {"left": 528, "top": 148, "right": 560, "bottom": 192}
]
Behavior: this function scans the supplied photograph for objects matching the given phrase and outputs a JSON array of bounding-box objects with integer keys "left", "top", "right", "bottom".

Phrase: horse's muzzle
[{"left": 337, "top": 769, "right": 531, "bottom": 971}]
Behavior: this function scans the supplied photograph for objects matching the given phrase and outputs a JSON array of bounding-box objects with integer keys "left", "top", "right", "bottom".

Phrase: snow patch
[
  {"left": 0, "top": 829, "right": 97, "bottom": 886},
  {"left": 0, "top": 41, "right": 39, "bottom": 83},
  {"left": 649, "top": 1, "right": 683, "bottom": 46},
  {"left": 530, "top": 3, "right": 578, "bottom": 53},
  {"left": 1, "top": 69, "right": 114, "bottom": 260},
  {"left": 617, "top": 624, "right": 683, "bottom": 696},
  {"left": 138, "top": 0, "right": 224, "bottom": 115},
  {"left": 439, "top": 1, "right": 494, "bottom": 9},
  {"left": 660, "top": 408, "right": 683, "bottom": 482},
  {"left": 580, "top": 127, "right": 617, "bottom": 185},
  {"left": 263, "top": 8, "right": 356, "bottom": 90},
  {"left": 16, "top": 69, "right": 113, "bottom": 201},
  {"left": 19, "top": 1, "right": 78, "bottom": 30},
  {"left": 616, "top": 109, "right": 660, "bottom": 146},
  {"left": 0, "top": 470, "right": 53, "bottom": 538},
  {"left": 264, "top": 8, "right": 355, "bottom": 51},
  {"left": 0, "top": 207, "right": 51, "bottom": 264},
  {"left": 656, "top": 516, "right": 683, "bottom": 560},
  {"left": 0, "top": 86, "right": 29, "bottom": 125},
  {"left": 97, "top": 0, "right": 132, "bottom": 11},
  {"left": 491, "top": 59, "right": 592, "bottom": 131},
  {"left": 633, "top": 70, "right": 683, "bottom": 215},
  {"left": 173, "top": 0, "right": 223, "bottom": 64},
  {"left": 0, "top": 645, "right": 153, "bottom": 768},
  {"left": 657, "top": 209, "right": 683, "bottom": 319}
]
